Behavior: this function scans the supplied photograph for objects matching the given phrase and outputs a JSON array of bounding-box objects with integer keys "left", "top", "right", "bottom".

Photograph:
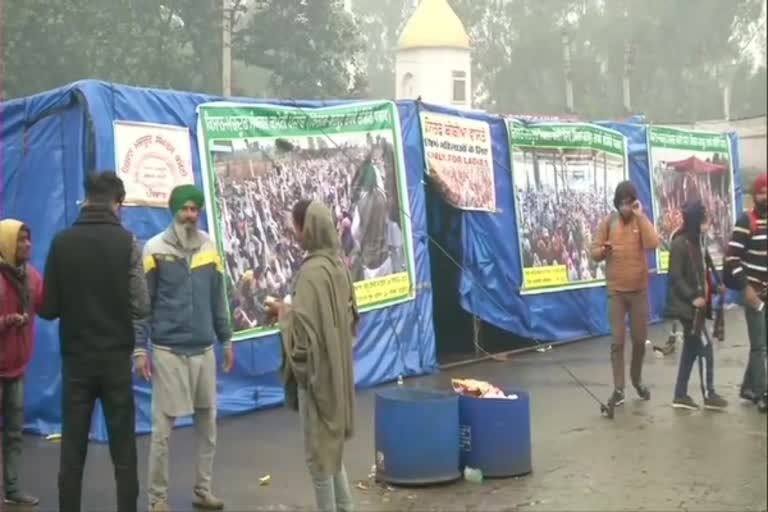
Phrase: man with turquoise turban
[{"left": 134, "top": 184, "right": 234, "bottom": 511}]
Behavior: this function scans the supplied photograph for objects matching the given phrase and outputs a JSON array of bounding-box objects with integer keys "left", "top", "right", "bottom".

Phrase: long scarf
[{"left": 0, "top": 261, "right": 30, "bottom": 314}]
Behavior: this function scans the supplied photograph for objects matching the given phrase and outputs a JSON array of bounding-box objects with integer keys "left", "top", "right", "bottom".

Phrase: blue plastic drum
[
  {"left": 459, "top": 390, "right": 532, "bottom": 477},
  {"left": 374, "top": 388, "right": 460, "bottom": 485}
]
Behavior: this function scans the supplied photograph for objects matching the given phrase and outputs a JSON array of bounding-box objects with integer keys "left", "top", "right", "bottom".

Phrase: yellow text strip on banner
[
  {"left": 659, "top": 250, "right": 670, "bottom": 272},
  {"left": 420, "top": 111, "right": 496, "bottom": 212},
  {"left": 354, "top": 272, "right": 411, "bottom": 308},
  {"left": 523, "top": 265, "right": 569, "bottom": 290}
]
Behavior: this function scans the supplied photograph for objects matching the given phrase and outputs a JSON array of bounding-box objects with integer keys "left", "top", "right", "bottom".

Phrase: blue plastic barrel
[
  {"left": 459, "top": 390, "right": 532, "bottom": 477},
  {"left": 374, "top": 388, "right": 460, "bottom": 485}
]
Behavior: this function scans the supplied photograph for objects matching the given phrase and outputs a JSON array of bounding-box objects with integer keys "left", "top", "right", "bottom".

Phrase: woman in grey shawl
[{"left": 268, "top": 199, "right": 359, "bottom": 512}]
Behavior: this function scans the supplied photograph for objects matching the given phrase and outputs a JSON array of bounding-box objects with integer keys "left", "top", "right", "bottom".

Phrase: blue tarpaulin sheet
[{"left": 0, "top": 81, "right": 438, "bottom": 441}]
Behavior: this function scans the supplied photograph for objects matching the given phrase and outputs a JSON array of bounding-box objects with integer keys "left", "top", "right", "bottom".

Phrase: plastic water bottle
[{"left": 464, "top": 466, "right": 483, "bottom": 483}]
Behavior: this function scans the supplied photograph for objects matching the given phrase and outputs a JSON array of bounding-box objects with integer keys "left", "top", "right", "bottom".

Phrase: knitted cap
[{"left": 169, "top": 185, "right": 204, "bottom": 215}]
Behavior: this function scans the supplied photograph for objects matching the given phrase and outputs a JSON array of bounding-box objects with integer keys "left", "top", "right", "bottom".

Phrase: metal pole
[
  {"left": 222, "top": 0, "right": 232, "bottom": 96},
  {"left": 722, "top": 83, "right": 732, "bottom": 121},
  {"left": 622, "top": 0, "right": 633, "bottom": 114},
  {"left": 561, "top": 29, "right": 574, "bottom": 113},
  {"left": 473, "top": 316, "right": 482, "bottom": 358}
]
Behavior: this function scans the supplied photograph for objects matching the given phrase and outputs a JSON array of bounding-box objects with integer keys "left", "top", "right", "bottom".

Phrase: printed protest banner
[
  {"left": 420, "top": 111, "right": 495, "bottom": 211},
  {"left": 113, "top": 121, "right": 195, "bottom": 207},
  {"left": 506, "top": 114, "right": 581, "bottom": 122},
  {"left": 648, "top": 126, "right": 735, "bottom": 272},
  {"left": 197, "top": 101, "right": 415, "bottom": 340},
  {"left": 508, "top": 121, "right": 628, "bottom": 293}
]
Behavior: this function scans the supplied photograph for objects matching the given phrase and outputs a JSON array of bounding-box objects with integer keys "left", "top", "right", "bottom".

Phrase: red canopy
[{"left": 667, "top": 156, "right": 727, "bottom": 174}]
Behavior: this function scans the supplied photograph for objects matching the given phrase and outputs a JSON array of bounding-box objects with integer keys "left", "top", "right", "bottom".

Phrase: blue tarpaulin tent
[
  {"left": 0, "top": 80, "right": 438, "bottom": 441},
  {"left": 0, "top": 81, "right": 742, "bottom": 441}
]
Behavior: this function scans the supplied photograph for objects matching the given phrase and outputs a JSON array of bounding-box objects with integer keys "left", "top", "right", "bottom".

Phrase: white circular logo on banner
[{"left": 115, "top": 122, "right": 194, "bottom": 207}]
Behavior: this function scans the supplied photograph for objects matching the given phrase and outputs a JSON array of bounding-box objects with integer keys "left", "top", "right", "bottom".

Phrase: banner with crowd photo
[
  {"left": 508, "top": 121, "right": 629, "bottom": 293},
  {"left": 420, "top": 111, "right": 496, "bottom": 211},
  {"left": 113, "top": 121, "right": 195, "bottom": 207},
  {"left": 196, "top": 101, "right": 416, "bottom": 340},
  {"left": 647, "top": 126, "right": 735, "bottom": 272}
]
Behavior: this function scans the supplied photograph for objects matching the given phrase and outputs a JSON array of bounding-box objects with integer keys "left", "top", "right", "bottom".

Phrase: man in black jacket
[
  {"left": 40, "top": 172, "right": 150, "bottom": 512},
  {"left": 666, "top": 200, "right": 728, "bottom": 411}
]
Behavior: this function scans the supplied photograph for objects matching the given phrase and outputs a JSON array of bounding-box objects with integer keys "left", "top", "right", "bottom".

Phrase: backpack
[{"left": 723, "top": 208, "right": 760, "bottom": 290}]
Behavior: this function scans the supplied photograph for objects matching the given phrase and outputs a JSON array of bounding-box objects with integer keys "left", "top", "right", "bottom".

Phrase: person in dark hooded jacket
[{"left": 666, "top": 200, "right": 728, "bottom": 410}]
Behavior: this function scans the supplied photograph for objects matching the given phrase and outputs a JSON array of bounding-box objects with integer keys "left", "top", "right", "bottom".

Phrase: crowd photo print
[
  {"left": 648, "top": 126, "right": 736, "bottom": 271},
  {"left": 197, "top": 101, "right": 415, "bottom": 338},
  {"left": 509, "top": 121, "right": 628, "bottom": 293}
]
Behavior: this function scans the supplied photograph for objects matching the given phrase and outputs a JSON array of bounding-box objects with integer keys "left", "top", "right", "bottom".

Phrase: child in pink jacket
[{"left": 0, "top": 219, "right": 43, "bottom": 506}]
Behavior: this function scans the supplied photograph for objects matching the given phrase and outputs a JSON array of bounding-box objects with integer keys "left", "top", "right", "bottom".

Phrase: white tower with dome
[{"left": 395, "top": 0, "right": 472, "bottom": 109}]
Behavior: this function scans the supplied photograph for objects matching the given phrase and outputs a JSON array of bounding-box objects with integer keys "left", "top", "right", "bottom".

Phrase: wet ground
[{"left": 16, "top": 309, "right": 768, "bottom": 511}]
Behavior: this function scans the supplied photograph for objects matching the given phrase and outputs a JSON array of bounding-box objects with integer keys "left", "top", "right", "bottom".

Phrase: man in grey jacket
[{"left": 134, "top": 184, "right": 234, "bottom": 512}]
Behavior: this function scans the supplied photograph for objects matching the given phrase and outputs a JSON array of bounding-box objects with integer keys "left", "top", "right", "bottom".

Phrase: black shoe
[
  {"left": 703, "top": 393, "right": 728, "bottom": 410},
  {"left": 635, "top": 384, "right": 651, "bottom": 401},
  {"left": 739, "top": 388, "right": 758, "bottom": 403},
  {"left": 4, "top": 493, "right": 40, "bottom": 506},
  {"left": 672, "top": 395, "right": 699, "bottom": 410},
  {"left": 607, "top": 389, "right": 625, "bottom": 407}
]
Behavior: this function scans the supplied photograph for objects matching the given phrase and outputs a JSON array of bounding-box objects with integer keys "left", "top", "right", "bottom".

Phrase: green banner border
[
  {"left": 648, "top": 125, "right": 731, "bottom": 152},
  {"left": 200, "top": 103, "right": 396, "bottom": 139},
  {"left": 509, "top": 120, "right": 627, "bottom": 157}
]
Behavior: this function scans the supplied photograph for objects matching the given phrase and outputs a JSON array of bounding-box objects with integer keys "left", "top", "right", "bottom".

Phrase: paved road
[{"left": 17, "top": 310, "right": 767, "bottom": 511}]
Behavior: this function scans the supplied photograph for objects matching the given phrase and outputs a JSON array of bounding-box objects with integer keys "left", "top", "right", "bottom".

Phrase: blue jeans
[
  {"left": 298, "top": 389, "right": 353, "bottom": 512},
  {"left": 742, "top": 305, "right": 767, "bottom": 397},
  {"left": 674, "top": 321, "right": 715, "bottom": 399}
]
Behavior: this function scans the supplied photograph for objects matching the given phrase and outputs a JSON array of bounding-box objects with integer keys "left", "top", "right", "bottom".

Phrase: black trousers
[{"left": 59, "top": 354, "right": 138, "bottom": 512}]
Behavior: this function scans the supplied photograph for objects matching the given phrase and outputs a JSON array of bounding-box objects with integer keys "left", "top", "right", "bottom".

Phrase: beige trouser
[
  {"left": 148, "top": 347, "right": 217, "bottom": 505},
  {"left": 608, "top": 290, "right": 649, "bottom": 390}
]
